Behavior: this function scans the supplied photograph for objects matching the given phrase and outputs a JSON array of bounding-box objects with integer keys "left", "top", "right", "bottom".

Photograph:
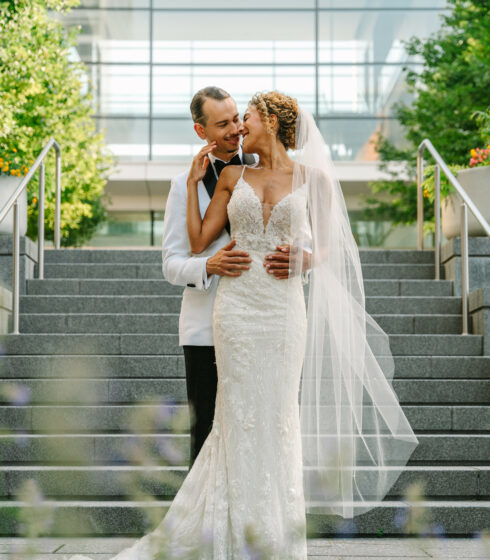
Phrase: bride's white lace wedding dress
[{"left": 70, "top": 166, "right": 308, "bottom": 559}]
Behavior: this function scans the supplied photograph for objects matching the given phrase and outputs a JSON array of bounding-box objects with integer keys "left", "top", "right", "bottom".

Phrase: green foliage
[
  {"left": 0, "top": 0, "right": 116, "bottom": 246},
  {"left": 472, "top": 106, "right": 490, "bottom": 144},
  {"left": 363, "top": 0, "right": 490, "bottom": 225},
  {"left": 420, "top": 163, "right": 464, "bottom": 203}
]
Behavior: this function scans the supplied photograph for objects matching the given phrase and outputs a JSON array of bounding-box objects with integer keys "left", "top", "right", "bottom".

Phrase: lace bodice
[{"left": 227, "top": 172, "right": 307, "bottom": 252}]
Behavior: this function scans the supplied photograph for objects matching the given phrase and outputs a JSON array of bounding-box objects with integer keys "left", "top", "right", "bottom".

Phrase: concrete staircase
[{"left": 0, "top": 248, "right": 488, "bottom": 537}]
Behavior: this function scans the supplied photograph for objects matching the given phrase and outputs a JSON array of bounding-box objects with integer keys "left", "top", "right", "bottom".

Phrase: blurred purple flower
[
  {"left": 336, "top": 518, "right": 357, "bottom": 537},
  {"left": 15, "top": 430, "right": 29, "bottom": 448},
  {"left": 157, "top": 439, "right": 183, "bottom": 465},
  {"left": 394, "top": 506, "right": 408, "bottom": 529},
  {"left": 431, "top": 523, "right": 445, "bottom": 538},
  {"left": 11, "top": 385, "right": 31, "bottom": 405}
]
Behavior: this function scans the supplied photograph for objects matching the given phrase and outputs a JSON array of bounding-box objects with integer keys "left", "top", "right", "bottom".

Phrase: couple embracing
[{"left": 69, "top": 87, "right": 418, "bottom": 559}]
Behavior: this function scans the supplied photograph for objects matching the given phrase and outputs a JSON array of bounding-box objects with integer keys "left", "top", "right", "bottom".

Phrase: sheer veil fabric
[{"left": 287, "top": 107, "right": 419, "bottom": 518}]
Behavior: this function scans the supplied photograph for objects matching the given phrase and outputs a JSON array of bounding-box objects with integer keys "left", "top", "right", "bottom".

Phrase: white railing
[
  {"left": 416, "top": 139, "right": 490, "bottom": 334},
  {"left": 0, "top": 139, "right": 61, "bottom": 334}
]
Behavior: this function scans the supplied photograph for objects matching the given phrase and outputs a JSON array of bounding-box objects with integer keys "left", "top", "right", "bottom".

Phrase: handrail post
[
  {"left": 417, "top": 151, "right": 424, "bottom": 250},
  {"left": 38, "top": 162, "right": 45, "bottom": 279},
  {"left": 55, "top": 150, "right": 61, "bottom": 249},
  {"left": 434, "top": 164, "right": 441, "bottom": 280},
  {"left": 12, "top": 202, "right": 20, "bottom": 335},
  {"left": 0, "top": 138, "right": 62, "bottom": 334},
  {"left": 461, "top": 203, "right": 469, "bottom": 335}
]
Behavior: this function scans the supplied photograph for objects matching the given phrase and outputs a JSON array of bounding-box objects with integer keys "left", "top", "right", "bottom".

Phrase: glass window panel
[
  {"left": 153, "top": 11, "right": 314, "bottom": 64},
  {"left": 318, "top": 117, "right": 399, "bottom": 161},
  {"left": 78, "top": 0, "right": 150, "bottom": 7},
  {"left": 96, "top": 117, "right": 149, "bottom": 160},
  {"left": 87, "top": 65, "right": 149, "bottom": 115},
  {"left": 318, "top": 9, "right": 447, "bottom": 63},
  {"left": 318, "top": 63, "right": 419, "bottom": 116},
  {"left": 154, "top": 1, "right": 314, "bottom": 7},
  {"left": 152, "top": 66, "right": 315, "bottom": 117},
  {"left": 152, "top": 118, "right": 198, "bottom": 160},
  {"left": 91, "top": 211, "right": 164, "bottom": 248},
  {"left": 319, "top": 1, "right": 447, "bottom": 8},
  {"left": 57, "top": 9, "right": 150, "bottom": 63}
]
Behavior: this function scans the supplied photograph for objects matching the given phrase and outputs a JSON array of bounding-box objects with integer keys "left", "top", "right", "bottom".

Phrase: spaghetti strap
[{"left": 240, "top": 165, "right": 247, "bottom": 179}]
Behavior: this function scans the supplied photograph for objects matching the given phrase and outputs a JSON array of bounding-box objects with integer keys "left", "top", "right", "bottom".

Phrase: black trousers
[{"left": 183, "top": 345, "right": 218, "bottom": 468}]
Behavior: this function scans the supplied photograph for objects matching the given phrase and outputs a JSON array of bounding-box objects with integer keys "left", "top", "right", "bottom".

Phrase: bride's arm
[{"left": 187, "top": 156, "right": 238, "bottom": 254}]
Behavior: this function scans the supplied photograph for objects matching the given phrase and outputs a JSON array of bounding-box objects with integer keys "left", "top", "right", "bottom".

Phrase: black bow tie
[{"left": 212, "top": 153, "right": 242, "bottom": 176}]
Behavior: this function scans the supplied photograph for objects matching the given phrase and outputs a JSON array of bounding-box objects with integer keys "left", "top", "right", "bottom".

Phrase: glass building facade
[{"left": 61, "top": 0, "right": 448, "bottom": 163}]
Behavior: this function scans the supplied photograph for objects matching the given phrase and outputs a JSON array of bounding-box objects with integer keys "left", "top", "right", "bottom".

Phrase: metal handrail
[
  {"left": 0, "top": 138, "right": 61, "bottom": 334},
  {"left": 416, "top": 138, "right": 490, "bottom": 335}
]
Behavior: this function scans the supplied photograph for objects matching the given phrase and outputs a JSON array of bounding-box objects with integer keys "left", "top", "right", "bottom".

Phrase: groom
[{"left": 162, "top": 86, "right": 296, "bottom": 467}]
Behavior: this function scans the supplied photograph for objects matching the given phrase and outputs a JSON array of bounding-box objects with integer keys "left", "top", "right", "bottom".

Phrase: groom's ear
[{"left": 194, "top": 122, "right": 207, "bottom": 141}]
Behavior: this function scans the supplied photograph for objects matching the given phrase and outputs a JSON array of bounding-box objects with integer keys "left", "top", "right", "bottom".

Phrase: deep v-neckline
[{"left": 238, "top": 177, "right": 294, "bottom": 235}]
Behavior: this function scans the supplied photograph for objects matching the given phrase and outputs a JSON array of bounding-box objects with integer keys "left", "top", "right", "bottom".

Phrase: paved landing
[{"left": 0, "top": 537, "right": 488, "bottom": 559}]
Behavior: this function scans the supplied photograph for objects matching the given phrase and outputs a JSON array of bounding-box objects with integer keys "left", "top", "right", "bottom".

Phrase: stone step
[
  {"left": 0, "top": 405, "right": 488, "bottom": 433},
  {"left": 19, "top": 313, "right": 180, "bottom": 334},
  {"left": 19, "top": 295, "right": 462, "bottom": 315},
  {"left": 1, "top": 499, "right": 487, "bottom": 536},
  {"left": 43, "top": 248, "right": 437, "bottom": 265},
  {"left": 0, "top": 334, "right": 182, "bottom": 355},
  {"left": 27, "top": 279, "right": 185, "bottom": 296},
  {"left": 1, "top": 379, "right": 488, "bottom": 406},
  {"left": 373, "top": 315, "right": 462, "bottom": 334},
  {"left": 0, "top": 334, "right": 482, "bottom": 356},
  {"left": 20, "top": 296, "right": 182, "bottom": 314},
  {"left": 38, "top": 263, "right": 437, "bottom": 280},
  {"left": 0, "top": 355, "right": 185, "bottom": 378},
  {"left": 17, "top": 313, "right": 463, "bottom": 335},
  {"left": 0, "top": 466, "right": 487, "bottom": 500},
  {"left": 1, "top": 355, "right": 488, "bottom": 380},
  {"left": 0, "top": 434, "right": 487, "bottom": 465},
  {"left": 25, "top": 278, "right": 453, "bottom": 297},
  {"left": 366, "top": 297, "right": 462, "bottom": 315}
]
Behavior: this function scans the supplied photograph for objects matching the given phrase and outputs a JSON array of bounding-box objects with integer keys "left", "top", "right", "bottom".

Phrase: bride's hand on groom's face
[{"left": 188, "top": 141, "right": 216, "bottom": 184}]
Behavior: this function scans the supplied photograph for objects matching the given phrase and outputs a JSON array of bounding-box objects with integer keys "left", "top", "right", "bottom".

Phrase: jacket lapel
[
  {"left": 201, "top": 161, "right": 231, "bottom": 234},
  {"left": 202, "top": 163, "right": 217, "bottom": 200}
]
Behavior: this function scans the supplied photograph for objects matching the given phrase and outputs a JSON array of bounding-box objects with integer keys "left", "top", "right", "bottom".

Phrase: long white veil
[{"left": 287, "top": 107, "right": 419, "bottom": 519}]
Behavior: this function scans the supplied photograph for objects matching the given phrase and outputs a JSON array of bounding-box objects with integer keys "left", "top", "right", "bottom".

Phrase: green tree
[
  {"left": 363, "top": 0, "right": 490, "bottom": 226},
  {"left": 0, "top": 0, "right": 116, "bottom": 246}
]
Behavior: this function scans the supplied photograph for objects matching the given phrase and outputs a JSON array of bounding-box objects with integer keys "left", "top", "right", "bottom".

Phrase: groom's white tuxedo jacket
[{"left": 162, "top": 148, "right": 257, "bottom": 347}]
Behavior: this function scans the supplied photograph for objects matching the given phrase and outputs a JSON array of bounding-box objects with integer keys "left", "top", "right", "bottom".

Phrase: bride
[{"left": 69, "top": 92, "right": 418, "bottom": 559}]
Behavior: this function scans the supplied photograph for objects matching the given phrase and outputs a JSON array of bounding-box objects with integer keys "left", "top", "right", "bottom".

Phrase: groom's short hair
[{"left": 190, "top": 86, "right": 231, "bottom": 127}]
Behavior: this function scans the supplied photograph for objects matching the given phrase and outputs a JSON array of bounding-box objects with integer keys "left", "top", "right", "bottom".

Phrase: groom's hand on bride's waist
[
  {"left": 264, "top": 245, "right": 312, "bottom": 280},
  {"left": 206, "top": 240, "right": 252, "bottom": 278}
]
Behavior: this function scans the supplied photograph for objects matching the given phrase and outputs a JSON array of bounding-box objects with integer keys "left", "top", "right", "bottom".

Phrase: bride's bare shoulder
[{"left": 215, "top": 164, "right": 246, "bottom": 193}]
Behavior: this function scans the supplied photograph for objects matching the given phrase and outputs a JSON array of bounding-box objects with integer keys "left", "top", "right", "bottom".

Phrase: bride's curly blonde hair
[{"left": 249, "top": 91, "right": 299, "bottom": 150}]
